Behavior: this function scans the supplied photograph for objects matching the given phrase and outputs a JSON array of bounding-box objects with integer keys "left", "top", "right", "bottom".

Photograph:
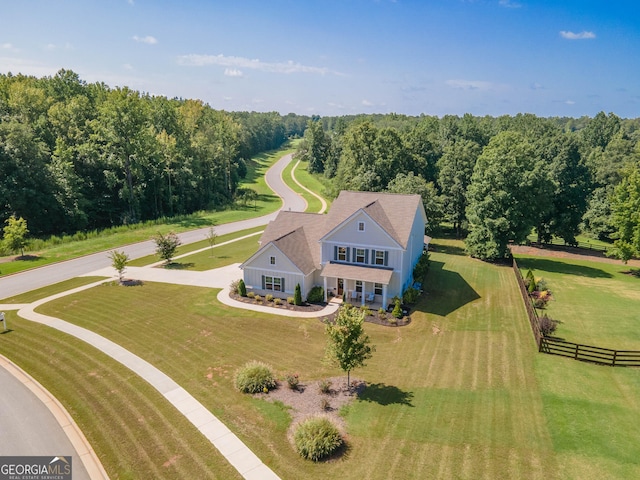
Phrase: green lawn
[
  {"left": 31, "top": 238, "right": 565, "bottom": 479},
  {"left": 129, "top": 226, "right": 264, "bottom": 267},
  {"left": 0, "top": 145, "right": 294, "bottom": 277},
  {"left": 281, "top": 158, "right": 330, "bottom": 213},
  {"left": 0, "top": 312, "right": 242, "bottom": 480},
  {"left": 7, "top": 239, "right": 638, "bottom": 479},
  {"left": 164, "top": 234, "right": 261, "bottom": 271},
  {"left": 515, "top": 255, "right": 640, "bottom": 350}
]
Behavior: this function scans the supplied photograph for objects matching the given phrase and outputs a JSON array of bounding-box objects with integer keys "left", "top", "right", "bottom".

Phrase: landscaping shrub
[
  {"left": 287, "top": 296, "right": 295, "bottom": 305},
  {"left": 285, "top": 373, "right": 300, "bottom": 390},
  {"left": 247, "top": 291, "right": 255, "bottom": 299},
  {"left": 293, "top": 417, "right": 343, "bottom": 461},
  {"left": 294, "top": 283, "right": 303, "bottom": 306},
  {"left": 229, "top": 279, "right": 240, "bottom": 295},
  {"left": 234, "top": 361, "right": 277, "bottom": 394},
  {"left": 254, "top": 295, "right": 262, "bottom": 303},
  {"left": 265, "top": 293, "right": 274, "bottom": 302},
  {"left": 412, "top": 252, "right": 431, "bottom": 282},
  {"left": 526, "top": 269, "right": 536, "bottom": 293},
  {"left": 318, "top": 379, "right": 332, "bottom": 394},
  {"left": 392, "top": 298, "right": 403, "bottom": 319},
  {"left": 402, "top": 286, "right": 420, "bottom": 304},
  {"left": 274, "top": 297, "right": 282, "bottom": 306},
  {"left": 238, "top": 279, "right": 247, "bottom": 296},
  {"left": 539, "top": 314, "right": 561, "bottom": 336},
  {"left": 306, "top": 286, "right": 324, "bottom": 303},
  {"left": 360, "top": 305, "right": 372, "bottom": 317},
  {"left": 320, "top": 398, "right": 331, "bottom": 411},
  {"left": 531, "top": 290, "right": 550, "bottom": 309},
  {"left": 378, "top": 307, "right": 387, "bottom": 320}
]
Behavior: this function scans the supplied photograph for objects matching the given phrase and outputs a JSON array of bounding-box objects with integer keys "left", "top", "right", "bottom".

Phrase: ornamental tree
[
  {"left": 325, "top": 305, "right": 375, "bottom": 387},
  {"left": 3, "top": 215, "right": 29, "bottom": 257}
]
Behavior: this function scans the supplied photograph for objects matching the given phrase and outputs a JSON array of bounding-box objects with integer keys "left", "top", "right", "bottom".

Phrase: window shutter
[
  {"left": 347, "top": 247, "right": 351, "bottom": 262},
  {"left": 371, "top": 249, "right": 376, "bottom": 264},
  {"left": 281, "top": 278, "right": 285, "bottom": 292},
  {"left": 261, "top": 275, "right": 266, "bottom": 289},
  {"left": 365, "top": 249, "right": 369, "bottom": 264},
  {"left": 334, "top": 245, "right": 337, "bottom": 260},
  {"left": 384, "top": 251, "right": 389, "bottom": 266}
]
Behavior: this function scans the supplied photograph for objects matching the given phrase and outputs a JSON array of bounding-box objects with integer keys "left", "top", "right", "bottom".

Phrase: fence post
[
  {"left": 574, "top": 344, "right": 580, "bottom": 360},
  {"left": 612, "top": 350, "right": 617, "bottom": 367}
]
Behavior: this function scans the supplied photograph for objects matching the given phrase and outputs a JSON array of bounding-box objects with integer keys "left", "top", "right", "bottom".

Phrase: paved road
[
  {"left": 0, "top": 151, "right": 303, "bottom": 478},
  {"left": 0, "top": 363, "right": 92, "bottom": 480},
  {"left": 0, "top": 153, "right": 304, "bottom": 299}
]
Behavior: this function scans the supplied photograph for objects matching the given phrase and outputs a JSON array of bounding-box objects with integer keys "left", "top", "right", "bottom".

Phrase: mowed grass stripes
[
  {"left": 0, "top": 313, "right": 242, "bottom": 480},
  {"left": 33, "top": 238, "right": 571, "bottom": 479}
]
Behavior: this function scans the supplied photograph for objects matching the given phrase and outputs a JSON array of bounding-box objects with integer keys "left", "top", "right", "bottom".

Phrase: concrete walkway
[{"left": 17, "top": 280, "right": 280, "bottom": 480}]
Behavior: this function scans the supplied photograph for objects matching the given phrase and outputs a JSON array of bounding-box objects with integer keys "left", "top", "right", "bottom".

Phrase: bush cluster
[
  {"left": 285, "top": 373, "right": 300, "bottom": 390},
  {"left": 293, "top": 417, "right": 343, "bottom": 461},
  {"left": 402, "top": 286, "right": 420, "bottom": 304},
  {"left": 234, "top": 361, "right": 277, "bottom": 394},
  {"left": 306, "top": 285, "right": 324, "bottom": 303},
  {"left": 539, "top": 314, "right": 561, "bottom": 336},
  {"left": 524, "top": 269, "right": 552, "bottom": 309},
  {"left": 412, "top": 251, "right": 431, "bottom": 282}
]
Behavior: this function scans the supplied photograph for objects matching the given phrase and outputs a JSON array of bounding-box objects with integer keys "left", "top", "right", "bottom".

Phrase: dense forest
[
  {"left": 295, "top": 112, "right": 640, "bottom": 261},
  {"left": 0, "top": 69, "right": 308, "bottom": 236},
  {"left": 2, "top": 70, "right": 639, "bottom": 262}
]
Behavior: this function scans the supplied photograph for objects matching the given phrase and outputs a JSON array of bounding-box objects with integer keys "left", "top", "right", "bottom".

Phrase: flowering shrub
[{"left": 285, "top": 373, "right": 300, "bottom": 390}]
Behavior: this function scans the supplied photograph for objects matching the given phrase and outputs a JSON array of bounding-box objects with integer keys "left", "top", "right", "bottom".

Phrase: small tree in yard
[
  {"left": 3, "top": 215, "right": 29, "bottom": 257},
  {"left": 206, "top": 226, "right": 217, "bottom": 257},
  {"left": 154, "top": 232, "right": 181, "bottom": 265},
  {"left": 109, "top": 250, "right": 129, "bottom": 284},
  {"left": 294, "top": 283, "right": 303, "bottom": 306},
  {"left": 325, "top": 305, "right": 375, "bottom": 388},
  {"left": 238, "top": 278, "right": 247, "bottom": 297}
]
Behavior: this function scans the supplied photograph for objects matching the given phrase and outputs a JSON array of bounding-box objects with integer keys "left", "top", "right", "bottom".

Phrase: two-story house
[{"left": 240, "top": 190, "right": 428, "bottom": 308}]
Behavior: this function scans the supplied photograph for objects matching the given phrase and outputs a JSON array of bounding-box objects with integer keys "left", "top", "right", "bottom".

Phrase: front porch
[{"left": 321, "top": 261, "right": 394, "bottom": 310}]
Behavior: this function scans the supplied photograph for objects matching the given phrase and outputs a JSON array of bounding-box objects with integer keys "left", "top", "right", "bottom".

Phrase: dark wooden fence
[
  {"left": 513, "top": 258, "right": 640, "bottom": 367},
  {"left": 540, "top": 338, "right": 640, "bottom": 367},
  {"left": 512, "top": 258, "right": 542, "bottom": 349}
]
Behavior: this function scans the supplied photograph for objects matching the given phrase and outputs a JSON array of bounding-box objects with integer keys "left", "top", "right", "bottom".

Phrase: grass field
[
  {"left": 30, "top": 238, "right": 567, "bottom": 479},
  {"left": 281, "top": 158, "right": 331, "bottom": 213},
  {"left": 6, "top": 239, "right": 638, "bottom": 478},
  {"left": 515, "top": 255, "right": 640, "bottom": 350},
  {"left": 0, "top": 145, "right": 294, "bottom": 277}
]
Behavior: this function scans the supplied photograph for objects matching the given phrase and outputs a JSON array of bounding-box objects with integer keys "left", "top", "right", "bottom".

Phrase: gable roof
[
  {"left": 244, "top": 211, "right": 324, "bottom": 275},
  {"left": 322, "top": 191, "right": 424, "bottom": 249},
  {"left": 243, "top": 191, "right": 426, "bottom": 273}
]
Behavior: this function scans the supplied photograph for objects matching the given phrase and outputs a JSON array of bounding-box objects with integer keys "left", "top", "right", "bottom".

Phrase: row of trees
[
  {"left": 295, "top": 112, "right": 640, "bottom": 260},
  {"left": 0, "top": 70, "right": 309, "bottom": 236}
]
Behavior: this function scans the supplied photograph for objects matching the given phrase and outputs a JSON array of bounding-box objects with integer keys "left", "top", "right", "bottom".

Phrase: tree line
[
  {"left": 295, "top": 112, "right": 640, "bottom": 261},
  {"left": 0, "top": 69, "right": 309, "bottom": 236}
]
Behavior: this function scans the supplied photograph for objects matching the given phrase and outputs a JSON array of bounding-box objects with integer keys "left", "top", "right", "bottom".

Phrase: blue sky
[{"left": 1, "top": 0, "right": 639, "bottom": 117}]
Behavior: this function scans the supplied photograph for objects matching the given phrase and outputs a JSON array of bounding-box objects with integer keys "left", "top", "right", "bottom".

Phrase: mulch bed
[{"left": 229, "top": 292, "right": 412, "bottom": 326}]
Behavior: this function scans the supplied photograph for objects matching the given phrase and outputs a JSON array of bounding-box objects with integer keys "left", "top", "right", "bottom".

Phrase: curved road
[
  {"left": 0, "top": 152, "right": 304, "bottom": 478},
  {"left": 0, "top": 153, "right": 305, "bottom": 299}
]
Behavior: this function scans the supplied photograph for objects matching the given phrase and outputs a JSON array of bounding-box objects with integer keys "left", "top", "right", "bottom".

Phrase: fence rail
[
  {"left": 512, "top": 257, "right": 640, "bottom": 367},
  {"left": 540, "top": 338, "right": 640, "bottom": 367}
]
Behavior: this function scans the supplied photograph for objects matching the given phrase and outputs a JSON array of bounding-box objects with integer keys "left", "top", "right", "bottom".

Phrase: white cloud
[
  {"left": 133, "top": 35, "right": 158, "bottom": 45},
  {"left": 565, "top": 100, "right": 576, "bottom": 105},
  {"left": 224, "top": 68, "right": 243, "bottom": 77},
  {"left": 177, "top": 53, "right": 341, "bottom": 75},
  {"left": 446, "top": 79, "right": 499, "bottom": 91},
  {"left": 530, "top": 82, "right": 544, "bottom": 90},
  {"left": 362, "top": 99, "right": 373, "bottom": 106},
  {"left": 499, "top": 0, "right": 522, "bottom": 8},
  {"left": 560, "top": 31, "right": 596, "bottom": 40},
  {"left": 122, "top": 63, "right": 134, "bottom": 70},
  {"left": 1, "top": 43, "right": 15, "bottom": 50}
]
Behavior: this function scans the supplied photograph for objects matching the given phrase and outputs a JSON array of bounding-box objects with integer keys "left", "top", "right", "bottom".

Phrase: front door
[{"left": 337, "top": 278, "right": 344, "bottom": 295}]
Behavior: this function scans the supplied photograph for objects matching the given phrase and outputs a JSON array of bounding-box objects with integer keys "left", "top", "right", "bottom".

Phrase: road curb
[{"left": 0, "top": 354, "right": 110, "bottom": 480}]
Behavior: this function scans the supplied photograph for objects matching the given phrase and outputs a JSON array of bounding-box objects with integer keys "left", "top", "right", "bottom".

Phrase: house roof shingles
[{"left": 245, "top": 191, "right": 425, "bottom": 274}]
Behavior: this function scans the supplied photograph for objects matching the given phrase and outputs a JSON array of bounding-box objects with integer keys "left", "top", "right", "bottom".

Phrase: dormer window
[
  {"left": 358, "top": 221, "right": 365, "bottom": 232},
  {"left": 270, "top": 256, "right": 276, "bottom": 265}
]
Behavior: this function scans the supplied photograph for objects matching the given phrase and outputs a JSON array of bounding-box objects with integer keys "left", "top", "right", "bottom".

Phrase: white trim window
[
  {"left": 374, "top": 283, "right": 383, "bottom": 295},
  {"left": 355, "top": 280, "right": 363, "bottom": 293},
  {"left": 374, "top": 250, "right": 385, "bottom": 265},
  {"left": 269, "top": 256, "right": 276, "bottom": 265},
  {"left": 337, "top": 246, "right": 348, "bottom": 262},
  {"left": 264, "top": 276, "right": 283, "bottom": 291},
  {"left": 355, "top": 248, "right": 366, "bottom": 263},
  {"left": 358, "top": 221, "right": 365, "bottom": 232}
]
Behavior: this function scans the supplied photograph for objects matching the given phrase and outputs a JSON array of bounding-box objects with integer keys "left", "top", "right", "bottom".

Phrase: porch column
[
  {"left": 382, "top": 284, "right": 388, "bottom": 310},
  {"left": 323, "top": 276, "right": 328, "bottom": 302},
  {"left": 361, "top": 281, "right": 366, "bottom": 306}
]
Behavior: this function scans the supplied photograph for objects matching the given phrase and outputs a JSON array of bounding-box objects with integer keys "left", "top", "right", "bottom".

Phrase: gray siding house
[{"left": 240, "top": 191, "right": 428, "bottom": 308}]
